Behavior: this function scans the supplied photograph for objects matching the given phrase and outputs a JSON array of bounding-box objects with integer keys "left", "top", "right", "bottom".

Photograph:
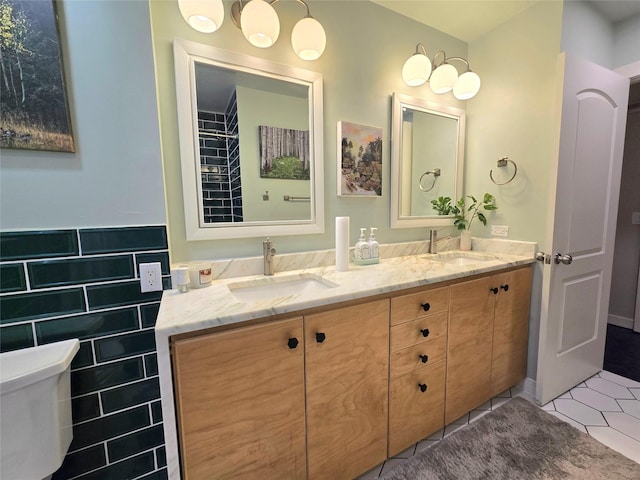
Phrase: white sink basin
[
  {"left": 228, "top": 273, "right": 339, "bottom": 302},
  {"left": 429, "top": 252, "right": 495, "bottom": 266}
]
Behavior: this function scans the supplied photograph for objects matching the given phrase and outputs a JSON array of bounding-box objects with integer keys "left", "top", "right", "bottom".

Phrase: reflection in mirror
[
  {"left": 390, "top": 93, "right": 465, "bottom": 229},
  {"left": 174, "top": 38, "right": 324, "bottom": 240}
]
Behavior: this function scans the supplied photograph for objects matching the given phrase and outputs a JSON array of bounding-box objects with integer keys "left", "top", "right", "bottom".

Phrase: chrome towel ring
[
  {"left": 490, "top": 157, "right": 518, "bottom": 185},
  {"left": 419, "top": 168, "right": 441, "bottom": 192}
]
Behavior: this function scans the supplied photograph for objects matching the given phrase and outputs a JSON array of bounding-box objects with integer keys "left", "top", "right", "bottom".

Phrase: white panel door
[{"left": 536, "top": 53, "right": 629, "bottom": 405}]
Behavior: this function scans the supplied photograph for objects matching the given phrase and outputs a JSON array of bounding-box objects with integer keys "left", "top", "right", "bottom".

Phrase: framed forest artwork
[
  {"left": 0, "top": 0, "right": 75, "bottom": 152},
  {"left": 337, "top": 121, "right": 382, "bottom": 196},
  {"left": 259, "top": 125, "right": 310, "bottom": 180}
]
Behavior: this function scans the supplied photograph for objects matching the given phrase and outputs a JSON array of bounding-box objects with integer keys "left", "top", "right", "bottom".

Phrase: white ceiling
[
  {"left": 588, "top": 0, "right": 640, "bottom": 23},
  {"left": 372, "top": 0, "right": 640, "bottom": 43}
]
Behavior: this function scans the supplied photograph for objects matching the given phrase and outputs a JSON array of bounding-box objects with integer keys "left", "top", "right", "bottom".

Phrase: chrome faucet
[
  {"left": 263, "top": 238, "right": 276, "bottom": 275},
  {"left": 428, "top": 229, "right": 438, "bottom": 254}
]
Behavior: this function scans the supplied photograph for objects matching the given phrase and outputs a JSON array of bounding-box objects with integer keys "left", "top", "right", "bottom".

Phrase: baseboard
[
  {"left": 513, "top": 377, "right": 536, "bottom": 404},
  {"left": 608, "top": 314, "right": 634, "bottom": 330}
]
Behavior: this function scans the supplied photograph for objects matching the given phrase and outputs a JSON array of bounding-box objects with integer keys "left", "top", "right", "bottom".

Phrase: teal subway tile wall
[{"left": 0, "top": 226, "right": 170, "bottom": 480}]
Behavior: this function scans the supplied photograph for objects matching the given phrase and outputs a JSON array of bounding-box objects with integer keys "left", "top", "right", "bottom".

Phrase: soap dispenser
[
  {"left": 368, "top": 227, "right": 379, "bottom": 261},
  {"left": 354, "top": 228, "right": 371, "bottom": 260}
]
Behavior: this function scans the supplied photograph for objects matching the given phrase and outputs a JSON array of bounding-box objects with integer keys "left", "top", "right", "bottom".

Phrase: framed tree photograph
[
  {"left": 337, "top": 121, "right": 382, "bottom": 196},
  {"left": 259, "top": 125, "right": 310, "bottom": 180},
  {"left": 0, "top": 0, "right": 75, "bottom": 152}
]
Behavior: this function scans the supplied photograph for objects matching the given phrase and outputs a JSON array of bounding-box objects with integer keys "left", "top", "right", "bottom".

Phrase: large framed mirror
[
  {"left": 390, "top": 93, "right": 465, "bottom": 228},
  {"left": 174, "top": 38, "right": 324, "bottom": 240}
]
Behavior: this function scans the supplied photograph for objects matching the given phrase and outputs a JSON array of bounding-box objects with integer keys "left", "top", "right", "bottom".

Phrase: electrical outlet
[
  {"left": 139, "top": 262, "right": 163, "bottom": 293},
  {"left": 491, "top": 225, "right": 509, "bottom": 237}
]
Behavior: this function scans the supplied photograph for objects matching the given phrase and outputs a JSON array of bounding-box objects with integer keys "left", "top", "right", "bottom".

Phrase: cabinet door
[
  {"left": 305, "top": 300, "right": 390, "bottom": 480},
  {"left": 173, "top": 317, "right": 305, "bottom": 480},
  {"left": 491, "top": 267, "right": 533, "bottom": 396},
  {"left": 446, "top": 276, "right": 495, "bottom": 424},
  {"left": 389, "top": 359, "right": 446, "bottom": 456}
]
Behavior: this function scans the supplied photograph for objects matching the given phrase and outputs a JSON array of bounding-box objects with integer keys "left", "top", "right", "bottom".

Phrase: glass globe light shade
[
  {"left": 453, "top": 71, "right": 481, "bottom": 100},
  {"left": 178, "top": 0, "right": 224, "bottom": 33},
  {"left": 401, "top": 53, "right": 432, "bottom": 87},
  {"left": 429, "top": 63, "right": 458, "bottom": 94},
  {"left": 241, "top": 0, "right": 280, "bottom": 48},
  {"left": 291, "top": 17, "right": 326, "bottom": 60}
]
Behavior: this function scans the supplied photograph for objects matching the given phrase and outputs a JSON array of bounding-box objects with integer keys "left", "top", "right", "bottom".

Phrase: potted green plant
[{"left": 431, "top": 193, "right": 498, "bottom": 250}]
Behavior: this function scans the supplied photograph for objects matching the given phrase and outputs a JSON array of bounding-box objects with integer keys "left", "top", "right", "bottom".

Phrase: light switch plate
[
  {"left": 632, "top": 212, "right": 640, "bottom": 225},
  {"left": 491, "top": 225, "right": 509, "bottom": 237}
]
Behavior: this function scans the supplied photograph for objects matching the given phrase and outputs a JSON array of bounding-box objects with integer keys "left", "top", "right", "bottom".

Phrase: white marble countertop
[
  {"left": 156, "top": 238, "right": 537, "bottom": 479},
  {"left": 156, "top": 249, "right": 535, "bottom": 337}
]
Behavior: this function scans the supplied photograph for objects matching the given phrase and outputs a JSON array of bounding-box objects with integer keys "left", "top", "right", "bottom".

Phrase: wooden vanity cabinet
[
  {"left": 445, "top": 266, "right": 532, "bottom": 424},
  {"left": 172, "top": 317, "right": 306, "bottom": 480},
  {"left": 170, "top": 265, "right": 533, "bottom": 479},
  {"left": 388, "top": 287, "right": 449, "bottom": 456},
  {"left": 304, "top": 299, "right": 390, "bottom": 480}
]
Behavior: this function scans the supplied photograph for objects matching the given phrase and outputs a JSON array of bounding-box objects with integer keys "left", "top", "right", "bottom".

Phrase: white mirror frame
[
  {"left": 174, "top": 38, "right": 325, "bottom": 240},
  {"left": 390, "top": 92, "right": 465, "bottom": 229}
]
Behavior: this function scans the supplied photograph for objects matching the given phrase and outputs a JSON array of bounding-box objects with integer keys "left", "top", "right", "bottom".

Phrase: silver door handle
[
  {"left": 554, "top": 253, "right": 573, "bottom": 265},
  {"left": 536, "top": 252, "right": 551, "bottom": 264}
]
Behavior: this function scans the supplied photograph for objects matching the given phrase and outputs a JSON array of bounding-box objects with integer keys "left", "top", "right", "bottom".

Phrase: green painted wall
[
  {"left": 149, "top": 0, "right": 467, "bottom": 262},
  {"left": 410, "top": 111, "right": 458, "bottom": 215},
  {"left": 235, "top": 85, "right": 310, "bottom": 222},
  {"left": 466, "top": 1, "right": 564, "bottom": 379}
]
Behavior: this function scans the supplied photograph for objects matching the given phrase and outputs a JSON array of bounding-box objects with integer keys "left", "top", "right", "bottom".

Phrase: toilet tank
[{"left": 0, "top": 339, "right": 79, "bottom": 480}]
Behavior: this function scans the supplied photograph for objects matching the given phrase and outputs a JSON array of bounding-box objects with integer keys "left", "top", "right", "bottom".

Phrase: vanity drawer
[
  {"left": 388, "top": 359, "right": 446, "bottom": 457},
  {"left": 390, "top": 312, "right": 447, "bottom": 352},
  {"left": 390, "top": 335, "right": 446, "bottom": 379},
  {"left": 391, "top": 286, "right": 449, "bottom": 326}
]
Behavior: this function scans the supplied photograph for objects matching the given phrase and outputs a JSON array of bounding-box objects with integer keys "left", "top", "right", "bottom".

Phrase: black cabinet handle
[
  {"left": 490, "top": 287, "right": 499, "bottom": 295},
  {"left": 418, "top": 383, "right": 428, "bottom": 393},
  {"left": 420, "top": 328, "right": 430, "bottom": 338},
  {"left": 421, "top": 302, "right": 431, "bottom": 312},
  {"left": 315, "top": 332, "right": 326, "bottom": 343},
  {"left": 287, "top": 338, "right": 299, "bottom": 349},
  {"left": 501, "top": 284, "right": 509, "bottom": 292},
  {"left": 419, "top": 354, "right": 429, "bottom": 364}
]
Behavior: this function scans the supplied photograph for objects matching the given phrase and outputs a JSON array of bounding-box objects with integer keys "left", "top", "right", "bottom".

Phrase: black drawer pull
[
  {"left": 419, "top": 354, "right": 429, "bottom": 364},
  {"left": 315, "top": 332, "right": 326, "bottom": 343},
  {"left": 421, "top": 302, "right": 430, "bottom": 312},
  {"left": 490, "top": 287, "right": 499, "bottom": 295},
  {"left": 418, "top": 383, "right": 428, "bottom": 393},
  {"left": 287, "top": 338, "right": 299, "bottom": 349},
  {"left": 420, "top": 328, "right": 430, "bottom": 338},
  {"left": 501, "top": 284, "right": 509, "bottom": 292}
]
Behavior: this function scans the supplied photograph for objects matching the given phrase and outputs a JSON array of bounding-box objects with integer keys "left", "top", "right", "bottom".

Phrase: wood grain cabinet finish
[
  {"left": 490, "top": 268, "right": 533, "bottom": 397},
  {"left": 388, "top": 287, "right": 449, "bottom": 457},
  {"left": 389, "top": 360, "right": 446, "bottom": 456},
  {"left": 172, "top": 317, "right": 306, "bottom": 480},
  {"left": 170, "top": 265, "right": 533, "bottom": 479},
  {"left": 445, "top": 266, "right": 533, "bottom": 424},
  {"left": 305, "top": 299, "right": 390, "bottom": 480},
  {"left": 390, "top": 286, "right": 449, "bottom": 326}
]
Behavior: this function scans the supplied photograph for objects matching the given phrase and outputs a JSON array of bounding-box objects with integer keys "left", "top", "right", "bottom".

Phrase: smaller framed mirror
[{"left": 390, "top": 93, "right": 465, "bottom": 228}]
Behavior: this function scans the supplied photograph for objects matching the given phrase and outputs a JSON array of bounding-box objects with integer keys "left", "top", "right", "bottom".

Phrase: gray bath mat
[{"left": 379, "top": 396, "right": 640, "bottom": 480}]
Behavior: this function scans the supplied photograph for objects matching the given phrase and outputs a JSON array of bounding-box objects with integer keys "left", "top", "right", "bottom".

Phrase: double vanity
[{"left": 156, "top": 238, "right": 536, "bottom": 479}]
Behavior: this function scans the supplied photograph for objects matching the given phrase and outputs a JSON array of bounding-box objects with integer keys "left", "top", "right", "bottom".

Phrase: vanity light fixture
[
  {"left": 401, "top": 43, "right": 481, "bottom": 100},
  {"left": 178, "top": 0, "right": 225, "bottom": 33},
  {"left": 230, "top": 0, "right": 326, "bottom": 60}
]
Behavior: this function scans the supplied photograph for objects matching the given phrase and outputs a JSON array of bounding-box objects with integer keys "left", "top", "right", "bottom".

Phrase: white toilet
[{"left": 0, "top": 339, "right": 79, "bottom": 480}]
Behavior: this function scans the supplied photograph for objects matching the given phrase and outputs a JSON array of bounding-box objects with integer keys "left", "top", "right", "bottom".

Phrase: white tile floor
[{"left": 357, "top": 370, "right": 640, "bottom": 479}]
